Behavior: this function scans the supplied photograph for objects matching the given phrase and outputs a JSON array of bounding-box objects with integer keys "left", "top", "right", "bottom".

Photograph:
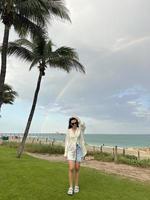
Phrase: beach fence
[
  {"left": 1, "top": 135, "right": 150, "bottom": 160},
  {"left": 88, "top": 144, "right": 150, "bottom": 160},
  {"left": 2, "top": 135, "right": 63, "bottom": 146}
]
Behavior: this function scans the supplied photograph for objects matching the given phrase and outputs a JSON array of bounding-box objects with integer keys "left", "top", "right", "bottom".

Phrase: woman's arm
[
  {"left": 80, "top": 129, "right": 87, "bottom": 157},
  {"left": 64, "top": 131, "right": 69, "bottom": 157},
  {"left": 72, "top": 116, "right": 86, "bottom": 132},
  {"left": 76, "top": 117, "right": 87, "bottom": 157},
  {"left": 80, "top": 121, "right": 86, "bottom": 132}
]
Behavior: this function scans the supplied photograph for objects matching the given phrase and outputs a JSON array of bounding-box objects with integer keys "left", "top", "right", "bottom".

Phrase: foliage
[
  {"left": 94, "top": 152, "right": 114, "bottom": 162},
  {"left": 0, "top": 0, "right": 70, "bottom": 36},
  {"left": 93, "top": 151, "right": 150, "bottom": 168},
  {"left": 7, "top": 36, "right": 85, "bottom": 75},
  {"left": 2, "top": 84, "right": 18, "bottom": 104},
  {"left": 25, "top": 143, "right": 64, "bottom": 154},
  {"left": 1, "top": 141, "right": 65, "bottom": 154}
]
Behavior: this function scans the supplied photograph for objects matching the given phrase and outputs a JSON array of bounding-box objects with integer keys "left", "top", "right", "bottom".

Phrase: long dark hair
[{"left": 68, "top": 117, "right": 79, "bottom": 129}]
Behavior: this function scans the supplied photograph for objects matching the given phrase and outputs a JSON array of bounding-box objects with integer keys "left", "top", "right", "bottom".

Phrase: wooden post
[
  {"left": 123, "top": 148, "right": 125, "bottom": 156},
  {"left": 46, "top": 138, "right": 48, "bottom": 143},
  {"left": 100, "top": 145, "right": 103, "bottom": 153},
  {"left": 114, "top": 146, "right": 118, "bottom": 162},
  {"left": 31, "top": 138, "right": 35, "bottom": 144},
  {"left": 138, "top": 150, "right": 140, "bottom": 160},
  {"left": 112, "top": 147, "right": 114, "bottom": 156},
  {"left": 52, "top": 138, "right": 55, "bottom": 146}
]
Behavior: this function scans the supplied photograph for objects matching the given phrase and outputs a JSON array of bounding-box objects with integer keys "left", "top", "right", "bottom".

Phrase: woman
[{"left": 64, "top": 116, "right": 87, "bottom": 195}]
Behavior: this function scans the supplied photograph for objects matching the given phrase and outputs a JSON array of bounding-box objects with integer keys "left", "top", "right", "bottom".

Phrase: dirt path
[{"left": 26, "top": 152, "right": 150, "bottom": 183}]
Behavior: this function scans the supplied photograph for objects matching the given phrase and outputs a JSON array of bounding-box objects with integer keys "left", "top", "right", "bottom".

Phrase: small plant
[
  {"left": 94, "top": 152, "right": 114, "bottom": 162},
  {"left": 25, "top": 143, "right": 65, "bottom": 154},
  {"left": 1, "top": 141, "right": 65, "bottom": 155},
  {"left": 123, "top": 154, "right": 137, "bottom": 160}
]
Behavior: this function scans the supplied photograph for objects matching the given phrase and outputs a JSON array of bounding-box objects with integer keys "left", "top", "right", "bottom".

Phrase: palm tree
[
  {"left": 0, "top": 0, "right": 70, "bottom": 110},
  {"left": 0, "top": 83, "right": 18, "bottom": 118},
  {"left": 2, "top": 83, "right": 18, "bottom": 105},
  {"left": 7, "top": 35, "right": 85, "bottom": 158}
]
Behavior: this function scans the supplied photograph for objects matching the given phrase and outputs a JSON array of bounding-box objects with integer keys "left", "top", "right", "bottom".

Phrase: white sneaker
[
  {"left": 74, "top": 185, "right": 79, "bottom": 193},
  {"left": 67, "top": 187, "right": 73, "bottom": 195}
]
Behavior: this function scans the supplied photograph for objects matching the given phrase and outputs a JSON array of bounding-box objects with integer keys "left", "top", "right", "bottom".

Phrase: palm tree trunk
[
  {"left": 0, "top": 25, "right": 10, "bottom": 110},
  {"left": 17, "top": 72, "right": 43, "bottom": 158}
]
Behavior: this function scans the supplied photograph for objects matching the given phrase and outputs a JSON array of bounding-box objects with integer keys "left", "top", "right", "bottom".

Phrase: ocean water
[
  {"left": 3, "top": 133, "right": 150, "bottom": 148},
  {"left": 84, "top": 134, "right": 150, "bottom": 148},
  {"left": 28, "top": 133, "right": 150, "bottom": 148}
]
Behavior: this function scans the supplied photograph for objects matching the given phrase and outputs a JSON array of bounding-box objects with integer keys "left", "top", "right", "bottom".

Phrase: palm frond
[
  {"left": 48, "top": 57, "right": 71, "bottom": 72},
  {"left": 14, "top": 0, "right": 70, "bottom": 26},
  {"left": 70, "top": 59, "right": 86, "bottom": 73},
  {"left": 54, "top": 47, "right": 78, "bottom": 59},
  {"left": 45, "top": 0, "right": 71, "bottom": 22},
  {"left": 45, "top": 40, "right": 54, "bottom": 57},
  {"left": 29, "top": 59, "right": 39, "bottom": 70},
  {"left": 0, "top": 0, "right": 5, "bottom": 10},
  {"left": 13, "top": 12, "right": 46, "bottom": 38},
  {"left": 47, "top": 46, "right": 85, "bottom": 73},
  {"left": 33, "top": 35, "right": 47, "bottom": 59},
  {"left": 0, "top": 0, "right": 4, "bottom": 16},
  {"left": 47, "top": 56, "right": 85, "bottom": 73},
  {"left": 6, "top": 33, "right": 85, "bottom": 74},
  {"left": 15, "top": 0, "right": 50, "bottom": 26},
  {"left": 7, "top": 42, "right": 33, "bottom": 62},
  {"left": 2, "top": 84, "right": 18, "bottom": 105},
  {"left": 13, "top": 38, "right": 34, "bottom": 50}
]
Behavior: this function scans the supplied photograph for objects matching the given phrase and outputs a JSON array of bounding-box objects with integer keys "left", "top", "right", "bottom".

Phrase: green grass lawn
[{"left": 0, "top": 146, "right": 150, "bottom": 200}]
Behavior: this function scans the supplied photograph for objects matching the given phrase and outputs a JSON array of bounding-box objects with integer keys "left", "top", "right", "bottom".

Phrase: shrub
[
  {"left": 1, "top": 141, "right": 65, "bottom": 155},
  {"left": 25, "top": 143, "right": 64, "bottom": 154},
  {"left": 1, "top": 141, "right": 19, "bottom": 148},
  {"left": 123, "top": 154, "right": 137, "bottom": 160},
  {"left": 94, "top": 152, "right": 114, "bottom": 162}
]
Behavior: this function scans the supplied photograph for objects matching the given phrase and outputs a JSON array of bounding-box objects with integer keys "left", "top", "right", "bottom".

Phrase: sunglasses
[{"left": 71, "top": 122, "right": 77, "bottom": 125}]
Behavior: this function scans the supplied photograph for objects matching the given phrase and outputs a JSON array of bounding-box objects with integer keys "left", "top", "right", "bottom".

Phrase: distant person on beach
[{"left": 64, "top": 116, "right": 87, "bottom": 195}]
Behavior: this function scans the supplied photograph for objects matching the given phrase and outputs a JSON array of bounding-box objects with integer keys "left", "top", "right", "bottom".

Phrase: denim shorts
[{"left": 75, "top": 144, "right": 83, "bottom": 162}]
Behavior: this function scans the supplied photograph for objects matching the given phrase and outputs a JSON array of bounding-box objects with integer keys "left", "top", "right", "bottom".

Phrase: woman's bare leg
[
  {"left": 74, "top": 161, "right": 80, "bottom": 186},
  {"left": 68, "top": 160, "right": 75, "bottom": 187}
]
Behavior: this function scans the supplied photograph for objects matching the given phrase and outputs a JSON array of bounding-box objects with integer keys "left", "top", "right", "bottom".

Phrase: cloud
[{"left": 1, "top": 0, "right": 150, "bottom": 133}]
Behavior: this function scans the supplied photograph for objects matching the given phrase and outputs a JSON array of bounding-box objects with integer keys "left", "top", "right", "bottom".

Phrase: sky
[{"left": 1, "top": 0, "right": 150, "bottom": 134}]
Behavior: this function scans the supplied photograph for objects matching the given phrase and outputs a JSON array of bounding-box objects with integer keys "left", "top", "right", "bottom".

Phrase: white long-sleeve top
[{"left": 64, "top": 120, "right": 87, "bottom": 158}]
